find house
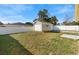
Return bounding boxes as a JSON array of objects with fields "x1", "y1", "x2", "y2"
[{"x1": 34, "y1": 21, "x2": 53, "y2": 31}]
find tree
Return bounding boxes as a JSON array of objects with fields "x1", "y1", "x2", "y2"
[
  {"x1": 33, "y1": 9, "x2": 58, "y2": 25},
  {"x1": 62, "y1": 14, "x2": 73, "y2": 25},
  {"x1": 33, "y1": 19, "x2": 38, "y2": 23},
  {"x1": 25, "y1": 22, "x2": 33, "y2": 26},
  {"x1": 62, "y1": 20, "x2": 79, "y2": 25},
  {"x1": 38, "y1": 9, "x2": 49, "y2": 22},
  {"x1": 50, "y1": 16, "x2": 58, "y2": 25},
  {"x1": 57, "y1": 23, "x2": 60, "y2": 25},
  {"x1": 69, "y1": 21, "x2": 79, "y2": 25},
  {"x1": 62, "y1": 20, "x2": 69, "y2": 25}
]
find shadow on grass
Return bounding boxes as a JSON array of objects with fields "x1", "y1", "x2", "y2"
[
  {"x1": 0, "y1": 35, "x2": 33, "y2": 55},
  {"x1": 43, "y1": 30, "x2": 60, "y2": 33}
]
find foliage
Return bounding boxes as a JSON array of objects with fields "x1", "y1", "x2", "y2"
[
  {"x1": 25, "y1": 22, "x2": 33, "y2": 26},
  {"x1": 62, "y1": 20, "x2": 69, "y2": 25},
  {"x1": 62, "y1": 21, "x2": 79, "y2": 25},
  {"x1": 33, "y1": 9, "x2": 58, "y2": 25},
  {"x1": 70, "y1": 21, "x2": 79, "y2": 25},
  {"x1": 38, "y1": 9, "x2": 48, "y2": 19},
  {"x1": 50, "y1": 16, "x2": 58, "y2": 25}
]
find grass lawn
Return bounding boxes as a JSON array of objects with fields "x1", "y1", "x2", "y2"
[
  {"x1": 0, "y1": 35, "x2": 32, "y2": 55},
  {"x1": 0, "y1": 32, "x2": 78, "y2": 55}
]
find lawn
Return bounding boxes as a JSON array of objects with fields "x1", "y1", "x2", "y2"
[
  {"x1": 0, "y1": 35, "x2": 32, "y2": 55},
  {"x1": 0, "y1": 32, "x2": 78, "y2": 55}
]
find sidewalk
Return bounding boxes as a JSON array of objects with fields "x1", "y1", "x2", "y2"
[{"x1": 61, "y1": 34, "x2": 79, "y2": 39}]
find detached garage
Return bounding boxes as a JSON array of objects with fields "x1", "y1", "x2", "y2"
[{"x1": 34, "y1": 21, "x2": 53, "y2": 31}]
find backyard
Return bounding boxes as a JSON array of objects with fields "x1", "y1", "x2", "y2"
[{"x1": 0, "y1": 32, "x2": 78, "y2": 55}]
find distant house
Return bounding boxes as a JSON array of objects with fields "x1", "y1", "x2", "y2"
[{"x1": 34, "y1": 21, "x2": 53, "y2": 31}]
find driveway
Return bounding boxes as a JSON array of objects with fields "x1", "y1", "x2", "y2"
[{"x1": 0, "y1": 26, "x2": 33, "y2": 35}]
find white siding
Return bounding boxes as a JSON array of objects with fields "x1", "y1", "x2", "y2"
[
  {"x1": 42, "y1": 23, "x2": 53, "y2": 31},
  {"x1": 34, "y1": 24, "x2": 42, "y2": 31},
  {"x1": 34, "y1": 22, "x2": 53, "y2": 31},
  {"x1": 53, "y1": 26, "x2": 79, "y2": 31}
]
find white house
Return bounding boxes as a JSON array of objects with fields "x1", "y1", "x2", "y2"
[{"x1": 34, "y1": 21, "x2": 53, "y2": 31}]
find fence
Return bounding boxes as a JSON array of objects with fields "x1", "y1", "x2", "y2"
[{"x1": 52, "y1": 26, "x2": 79, "y2": 31}]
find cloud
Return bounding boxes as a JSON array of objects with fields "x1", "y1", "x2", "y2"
[
  {"x1": 55, "y1": 7, "x2": 69, "y2": 14},
  {"x1": 0, "y1": 4, "x2": 34, "y2": 23},
  {"x1": 0, "y1": 4, "x2": 34, "y2": 15},
  {"x1": 51, "y1": 5, "x2": 74, "y2": 23},
  {"x1": 0, "y1": 4, "x2": 74, "y2": 23},
  {"x1": 54, "y1": 5, "x2": 74, "y2": 14},
  {"x1": 0, "y1": 15, "x2": 32, "y2": 24},
  {"x1": 12, "y1": 5, "x2": 34, "y2": 11}
]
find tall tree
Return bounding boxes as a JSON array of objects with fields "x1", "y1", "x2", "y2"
[
  {"x1": 38, "y1": 9, "x2": 49, "y2": 22},
  {"x1": 33, "y1": 9, "x2": 58, "y2": 25},
  {"x1": 50, "y1": 16, "x2": 58, "y2": 25}
]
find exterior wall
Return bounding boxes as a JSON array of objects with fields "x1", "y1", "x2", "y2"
[
  {"x1": 34, "y1": 23, "x2": 53, "y2": 31},
  {"x1": 34, "y1": 24, "x2": 42, "y2": 31},
  {"x1": 53, "y1": 26, "x2": 79, "y2": 31},
  {"x1": 42, "y1": 23, "x2": 53, "y2": 31}
]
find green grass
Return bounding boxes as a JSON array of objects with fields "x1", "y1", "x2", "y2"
[
  {"x1": 0, "y1": 35, "x2": 32, "y2": 55},
  {"x1": 8, "y1": 32, "x2": 78, "y2": 55},
  {"x1": 0, "y1": 32, "x2": 78, "y2": 55}
]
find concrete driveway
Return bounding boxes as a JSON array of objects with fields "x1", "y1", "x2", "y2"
[{"x1": 0, "y1": 26, "x2": 32, "y2": 35}]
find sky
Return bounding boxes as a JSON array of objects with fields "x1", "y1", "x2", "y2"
[{"x1": 0, "y1": 4, "x2": 75, "y2": 24}]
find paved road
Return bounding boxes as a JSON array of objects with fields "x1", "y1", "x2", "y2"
[
  {"x1": 61, "y1": 34, "x2": 79, "y2": 40},
  {"x1": 0, "y1": 26, "x2": 32, "y2": 35}
]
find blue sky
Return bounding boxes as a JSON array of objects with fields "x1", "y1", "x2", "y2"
[{"x1": 0, "y1": 4, "x2": 75, "y2": 24}]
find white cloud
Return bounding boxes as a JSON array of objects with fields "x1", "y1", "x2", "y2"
[
  {"x1": 0, "y1": 4, "x2": 34, "y2": 16},
  {"x1": 0, "y1": 4, "x2": 34, "y2": 23},
  {"x1": 54, "y1": 5, "x2": 74, "y2": 14},
  {"x1": 56, "y1": 7, "x2": 69, "y2": 14},
  {"x1": 12, "y1": 5, "x2": 34, "y2": 11},
  {"x1": 0, "y1": 15, "x2": 32, "y2": 24}
]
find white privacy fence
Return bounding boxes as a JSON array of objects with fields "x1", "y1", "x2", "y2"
[
  {"x1": 34, "y1": 23, "x2": 79, "y2": 31},
  {"x1": 52, "y1": 26, "x2": 79, "y2": 31}
]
